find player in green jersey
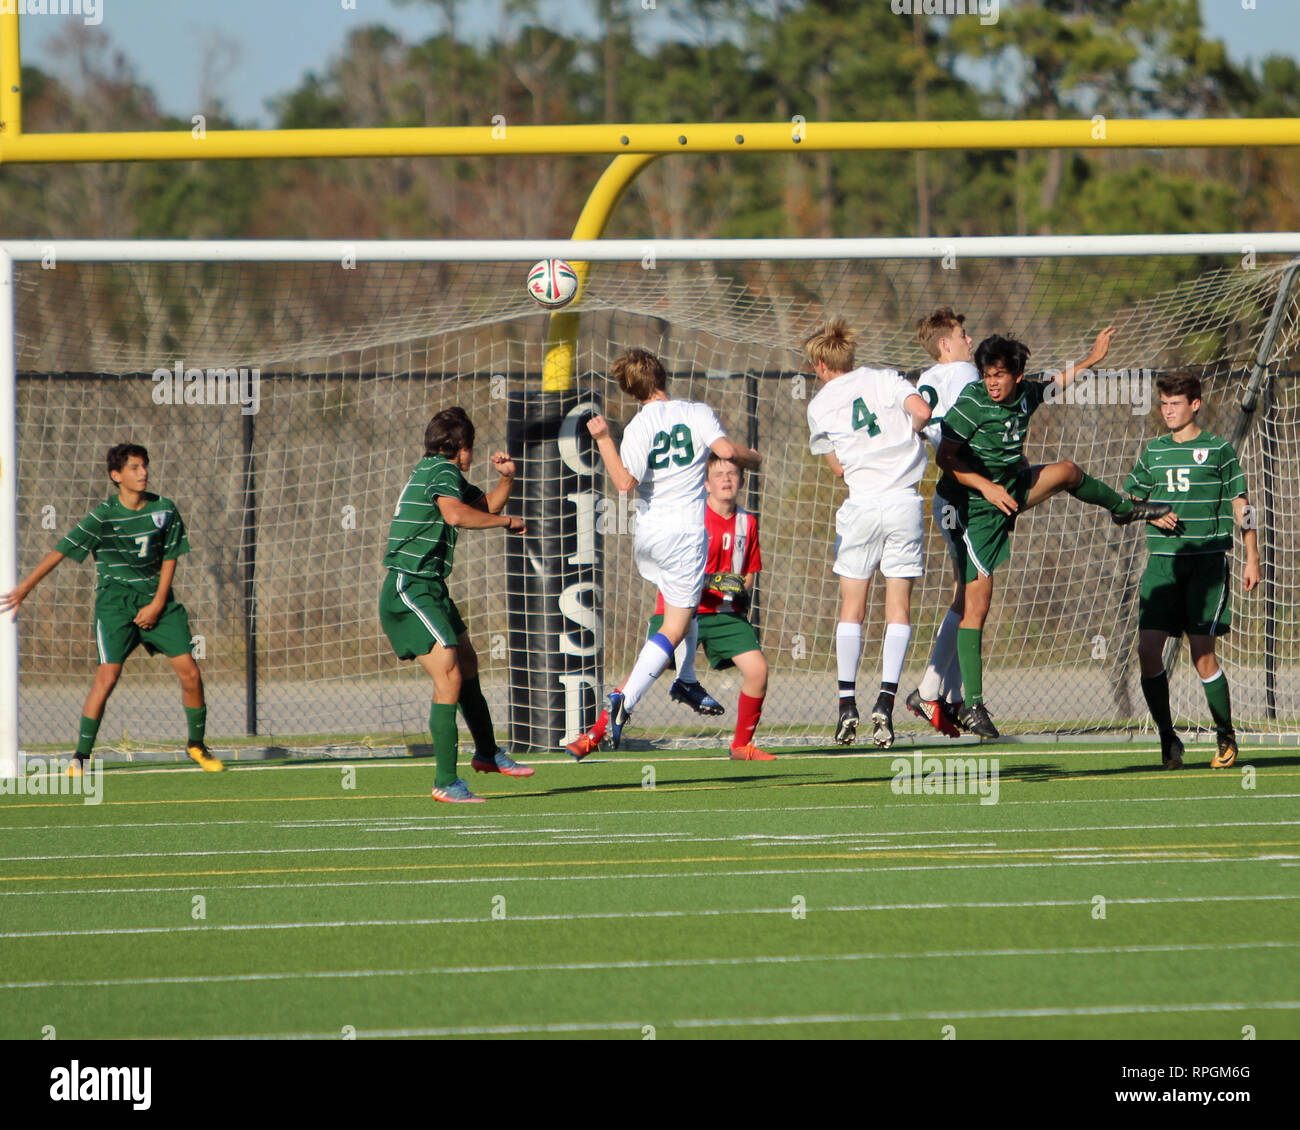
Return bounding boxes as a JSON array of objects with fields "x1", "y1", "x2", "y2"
[
  {"x1": 1125, "y1": 372, "x2": 1259, "y2": 770},
  {"x1": 937, "y1": 332, "x2": 1172, "y2": 739},
  {"x1": 379, "y1": 406, "x2": 530, "y2": 804},
  {"x1": 0, "y1": 443, "x2": 221, "y2": 773}
]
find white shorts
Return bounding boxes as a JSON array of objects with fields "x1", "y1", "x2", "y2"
[
  {"x1": 634, "y1": 523, "x2": 708, "y2": 610},
  {"x1": 932, "y1": 484, "x2": 963, "y2": 569},
  {"x1": 833, "y1": 490, "x2": 924, "y2": 580}
]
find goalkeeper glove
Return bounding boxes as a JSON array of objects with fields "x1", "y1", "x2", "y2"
[{"x1": 708, "y1": 572, "x2": 749, "y2": 614}]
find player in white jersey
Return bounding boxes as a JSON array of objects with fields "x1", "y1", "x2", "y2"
[
  {"x1": 586, "y1": 348, "x2": 761, "y2": 749},
  {"x1": 805, "y1": 318, "x2": 931, "y2": 749},
  {"x1": 906, "y1": 306, "x2": 979, "y2": 739}
]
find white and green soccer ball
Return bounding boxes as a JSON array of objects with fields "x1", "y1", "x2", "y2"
[{"x1": 526, "y1": 259, "x2": 579, "y2": 308}]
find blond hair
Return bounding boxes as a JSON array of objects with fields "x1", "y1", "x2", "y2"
[
  {"x1": 611, "y1": 348, "x2": 667, "y2": 401},
  {"x1": 802, "y1": 318, "x2": 856, "y2": 373},
  {"x1": 916, "y1": 306, "x2": 966, "y2": 361}
]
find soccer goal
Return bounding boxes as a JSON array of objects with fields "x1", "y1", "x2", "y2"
[{"x1": 3, "y1": 235, "x2": 1299, "y2": 771}]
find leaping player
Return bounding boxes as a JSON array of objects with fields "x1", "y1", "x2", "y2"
[
  {"x1": 580, "y1": 349, "x2": 761, "y2": 751},
  {"x1": 568, "y1": 451, "x2": 772, "y2": 760},
  {"x1": 804, "y1": 318, "x2": 932, "y2": 749}
]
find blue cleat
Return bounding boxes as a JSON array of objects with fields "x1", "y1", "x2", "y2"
[
  {"x1": 607, "y1": 690, "x2": 629, "y2": 750},
  {"x1": 670, "y1": 678, "x2": 725, "y2": 716}
]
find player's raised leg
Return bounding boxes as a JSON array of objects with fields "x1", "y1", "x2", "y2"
[
  {"x1": 609, "y1": 601, "x2": 696, "y2": 747},
  {"x1": 1137, "y1": 629, "x2": 1184, "y2": 769},
  {"x1": 872, "y1": 577, "x2": 915, "y2": 750},
  {"x1": 1021, "y1": 459, "x2": 1171, "y2": 525},
  {"x1": 834, "y1": 577, "x2": 868, "y2": 744},
  {"x1": 670, "y1": 615, "x2": 724, "y2": 716}
]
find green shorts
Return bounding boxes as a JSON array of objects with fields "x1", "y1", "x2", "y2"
[
  {"x1": 379, "y1": 570, "x2": 466, "y2": 660},
  {"x1": 1138, "y1": 553, "x2": 1231, "y2": 638},
  {"x1": 951, "y1": 470, "x2": 1032, "y2": 583},
  {"x1": 93, "y1": 586, "x2": 194, "y2": 666},
  {"x1": 648, "y1": 611, "x2": 760, "y2": 671}
]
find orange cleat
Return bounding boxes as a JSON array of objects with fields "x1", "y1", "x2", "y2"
[{"x1": 729, "y1": 743, "x2": 776, "y2": 761}]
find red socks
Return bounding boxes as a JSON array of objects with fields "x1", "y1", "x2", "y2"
[{"x1": 732, "y1": 692, "x2": 764, "y2": 749}]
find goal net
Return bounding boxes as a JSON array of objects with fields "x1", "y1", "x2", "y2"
[{"x1": 3, "y1": 238, "x2": 1298, "y2": 763}]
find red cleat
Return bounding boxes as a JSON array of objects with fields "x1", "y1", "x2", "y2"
[
  {"x1": 729, "y1": 743, "x2": 776, "y2": 761},
  {"x1": 906, "y1": 689, "x2": 962, "y2": 739}
]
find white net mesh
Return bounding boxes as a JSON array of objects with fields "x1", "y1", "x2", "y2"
[{"x1": 11, "y1": 251, "x2": 1300, "y2": 752}]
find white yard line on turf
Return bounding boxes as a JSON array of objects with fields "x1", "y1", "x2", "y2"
[
  {"x1": 4, "y1": 819, "x2": 1296, "y2": 864},
  {"x1": 201, "y1": 999, "x2": 1300, "y2": 1039},
  {"x1": 3, "y1": 856, "x2": 1294, "y2": 898},
  {"x1": 4, "y1": 792, "x2": 1295, "y2": 835},
  {"x1": 2, "y1": 940, "x2": 1294, "y2": 993},
  {"x1": 2, "y1": 893, "x2": 1296, "y2": 941}
]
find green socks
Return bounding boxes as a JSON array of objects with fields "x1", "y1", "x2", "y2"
[
  {"x1": 75, "y1": 715, "x2": 100, "y2": 759},
  {"x1": 1140, "y1": 672, "x2": 1175, "y2": 737},
  {"x1": 430, "y1": 702, "x2": 460, "y2": 787},
  {"x1": 1070, "y1": 472, "x2": 1129, "y2": 515},
  {"x1": 184, "y1": 705, "x2": 207, "y2": 745},
  {"x1": 957, "y1": 627, "x2": 983, "y2": 704},
  {"x1": 458, "y1": 676, "x2": 498, "y2": 759},
  {"x1": 1203, "y1": 670, "x2": 1234, "y2": 735}
]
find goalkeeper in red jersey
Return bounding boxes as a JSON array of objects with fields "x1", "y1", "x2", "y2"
[{"x1": 568, "y1": 452, "x2": 772, "y2": 760}]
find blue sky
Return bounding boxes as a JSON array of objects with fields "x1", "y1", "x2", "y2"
[{"x1": 13, "y1": 0, "x2": 1300, "y2": 127}]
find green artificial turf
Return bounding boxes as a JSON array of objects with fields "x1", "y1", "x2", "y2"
[{"x1": 1, "y1": 742, "x2": 1297, "y2": 1040}]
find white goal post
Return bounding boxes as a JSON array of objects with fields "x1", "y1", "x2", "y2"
[{"x1": 5, "y1": 234, "x2": 1300, "y2": 775}]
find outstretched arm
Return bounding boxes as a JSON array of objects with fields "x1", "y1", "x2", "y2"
[
  {"x1": 0, "y1": 549, "x2": 66, "y2": 620},
  {"x1": 1053, "y1": 326, "x2": 1114, "y2": 389},
  {"x1": 709, "y1": 436, "x2": 762, "y2": 471},
  {"x1": 587, "y1": 414, "x2": 638, "y2": 494}
]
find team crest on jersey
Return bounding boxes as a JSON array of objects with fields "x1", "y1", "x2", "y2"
[
  {"x1": 152, "y1": 512, "x2": 168, "y2": 529},
  {"x1": 1193, "y1": 448, "x2": 1209, "y2": 465}
]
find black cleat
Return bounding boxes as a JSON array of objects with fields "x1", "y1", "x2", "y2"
[
  {"x1": 1112, "y1": 499, "x2": 1173, "y2": 527},
  {"x1": 870, "y1": 695, "x2": 895, "y2": 749},
  {"x1": 1211, "y1": 730, "x2": 1238, "y2": 769},
  {"x1": 957, "y1": 702, "x2": 999, "y2": 740},
  {"x1": 835, "y1": 702, "x2": 859, "y2": 746},
  {"x1": 670, "y1": 678, "x2": 725, "y2": 716},
  {"x1": 1159, "y1": 730, "x2": 1185, "y2": 770}
]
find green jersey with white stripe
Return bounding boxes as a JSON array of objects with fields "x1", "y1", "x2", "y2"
[
  {"x1": 1124, "y1": 429, "x2": 1246, "y2": 556},
  {"x1": 55, "y1": 493, "x2": 190, "y2": 593},
  {"x1": 383, "y1": 455, "x2": 486, "y2": 579},
  {"x1": 938, "y1": 377, "x2": 1051, "y2": 498}
]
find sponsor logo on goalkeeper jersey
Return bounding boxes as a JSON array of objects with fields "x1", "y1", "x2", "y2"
[
  {"x1": 0, "y1": 757, "x2": 103, "y2": 804},
  {"x1": 890, "y1": 753, "x2": 999, "y2": 805},
  {"x1": 1041, "y1": 367, "x2": 1152, "y2": 414},
  {"x1": 0, "y1": 0, "x2": 102, "y2": 27},
  {"x1": 49, "y1": 1061, "x2": 150, "y2": 1110},
  {"x1": 151, "y1": 360, "x2": 260, "y2": 415}
]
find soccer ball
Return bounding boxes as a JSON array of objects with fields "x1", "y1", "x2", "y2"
[{"x1": 526, "y1": 259, "x2": 579, "y2": 309}]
